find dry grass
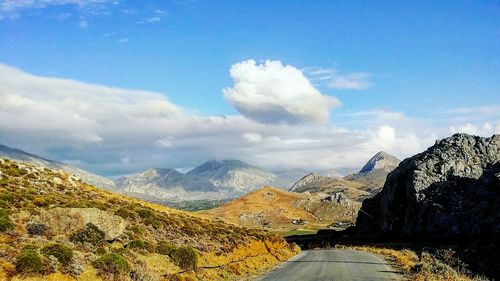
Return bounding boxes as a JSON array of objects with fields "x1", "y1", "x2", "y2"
[
  {"x1": 202, "y1": 186, "x2": 358, "y2": 232},
  {"x1": 348, "y1": 245, "x2": 488, "y2": 281}
]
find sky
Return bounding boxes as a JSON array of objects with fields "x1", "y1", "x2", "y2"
[{"x1": 0, "y1": 0, "x2": 499, "y2": 176}]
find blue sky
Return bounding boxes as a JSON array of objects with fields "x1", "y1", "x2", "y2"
[{"x1": 0, "y1": 1, "x2": 499, "y2": 175}]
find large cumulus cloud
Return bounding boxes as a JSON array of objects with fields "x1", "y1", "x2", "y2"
[{"x1": 223, "y1": 60, "x2": 340, "y2": 124}]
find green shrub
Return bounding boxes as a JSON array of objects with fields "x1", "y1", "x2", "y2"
[
  {"x1": 0, "y1": 199, "x2": 9, "y2": 208},
  {"x1": 95, "y1": 247, "x2": 107, "y2": 255},
  {"x1": 70, "y1": 223, "x2": 105, "y2": 245},
  {"x1": 170, "y1": 246, "x2": 199, "y2": 271},
  {"x1": 135, "y1": 207, "x2": 156, "y2": 219},
  {"x1": 115, "y1": 207, "x2": 137, "y2": 220},
  {"x1": 92, "y1": 253, "x2": 130, "y2": 277},
  {"x1": 41, "y1": 243, "x2": 73, "y2": 265},
  {"x1": 0, "y1": 208, "x2": 14, "y2": 232},
  {"x1": 15, "y1": 248, "x2": 44, "y2": 274},
  {"x1": 127, "y1": 240, "x2": 155, "y2": 253},
  {"x1": 157, "y1": 241, "x2": 177, "y2": 256}
]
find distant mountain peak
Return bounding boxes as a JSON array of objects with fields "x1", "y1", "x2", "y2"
[{"x1": 359, "y1": 151, "x2": 401, "y2": 173}]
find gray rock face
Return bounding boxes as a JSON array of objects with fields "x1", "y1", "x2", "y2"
[{"x1": 356, "y1": 133, "x2": 500, "y2": 239}]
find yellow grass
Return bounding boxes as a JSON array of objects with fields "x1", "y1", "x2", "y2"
[{"x1": 349, "y1": 245, "x2": 479, "y2": 281}]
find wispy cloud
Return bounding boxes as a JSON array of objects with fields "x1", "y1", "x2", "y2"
[
  {"x1": 0, "y1": 0, "x2": 118, "y2": 18},
  {"x1": 77, "y1": 18, "x2": 88, "y2": 28},
  {"x1": 328, "y1": 72, "x2": 372, "y2": 90},
  {"x1": 117, "y1": 38, "x2": 129, "y2": 44},
  {"x1": 137, "y1": 16, "x2": 161, "y2": 24},
  {"x1": 306, "y1": 68, "x2": 373, "y2": 90}
]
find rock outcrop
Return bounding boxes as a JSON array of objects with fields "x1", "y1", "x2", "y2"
[
  {"x1": 356, "y1": 133, "x2": 500, "y2": 239},
  {"x1": 43, "y1": 207, "x2": 128, "y2": 240}
]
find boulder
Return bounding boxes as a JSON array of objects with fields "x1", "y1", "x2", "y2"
[
  {"x1": 43, "y1": 207, "x2": 128, "y2": 240},
  {"x1": 356, "y1": 133, "x2": 500, "y2": 239}
]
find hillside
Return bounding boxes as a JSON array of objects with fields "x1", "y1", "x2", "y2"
[
  {"x1": 203, "y1": 186, "x2": 360, "y2": 233},
  {"x1": 0, "y1": 158, "x2": 299, "y2": 281},
  {"x1": 0, "y1": 144, "x2": 114, "y2": 190},
  {"x1": 115, "y1": 160, "x2": 298, "y2": 201}
]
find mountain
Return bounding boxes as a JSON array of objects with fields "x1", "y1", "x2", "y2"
[
  {"x1": 114, "y1": 160, "x2": 299, "y2": 201},
  {"x1": 288, "y1": 173, "x2": 370, "y2": 202},
  {"x1": 0, "y1": 143, "x2": 114, "y2": 189},
  {"x1": 359, "y1": 151, "x2": 401, "y2": 173},
  {"x1": 344, "y1": 151, "x2": 401, "y2": 192},
  {"x1": 356, "y1": 134, "x2": 500, "y2": 239},
  {"x1": 0, "y1": 158, "x2": 298, "y2": 280},
  {"x1": 203, "y1": 186, "x2": 360, "y2": 232}
]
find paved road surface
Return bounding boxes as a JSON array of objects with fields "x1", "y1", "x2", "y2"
[{"x1": 257, "y1": 249, "x2": 401, "y2": 281}]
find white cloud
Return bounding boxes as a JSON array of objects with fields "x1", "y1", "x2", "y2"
[
  {"x1": 450, "y1": 123, "x2": 500, "y2": 136},
  {"x1": 0, "y1": 0, "x2": 117, "y2": 18},
  {"x1": 242, "y1": 132, "x2": 263, "y2": 143},
  {"x1": 328, "y1": 72, "x2": 372, "y2": 90},
  {"x1": 137, "y1": 17, "x2": 160, "y2": 24},
  {"x1": 78, "y1": 18, "x2": 88, "y2": 28},
  {"x1": 0, "y1": 62, "x2": 496, "y2": 176},
  {"x1": 223, "y1": 60, "x2": 340, "y2": 124},
  {"x1": 117, "y1": 38, "x2": 128, "y2": 44},
  {"x1": 0, "y1": 63, "x2": 182, "y2": 148}
]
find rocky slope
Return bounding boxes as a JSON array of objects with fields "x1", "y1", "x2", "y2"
[
  {"x1": 115, "y1": 160, "x2": 298, "y2": 201},
  {"x1": 0, "y1": 158, "x2": 298, "y2": 280},
  {"x1": 345, "y1": 151, "x2": 401, "y2": 193},
  {"x1": 288, "y1": 173, "x2": 370, "y2": 202},
  {"x1": 203, "y1": 186, "x2": 359, "y2": 232},
  {"x1": 356, "y1": 133, "x2": 500, "y2": 239},
  {"x1": 0, "y1": 143, "x2": 114, "y2": 190}
]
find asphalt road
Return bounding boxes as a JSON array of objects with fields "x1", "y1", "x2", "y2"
[{"x1": 256, "y1": 249, "x2": 402, "y2": 281}]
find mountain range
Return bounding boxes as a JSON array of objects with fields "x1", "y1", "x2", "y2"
[
  {"x1": 114, "y1": 160, "x2": 301, "y2": 201},
  {"x1": 0, "y1": 143, "x2": 401, "y2": 204}
]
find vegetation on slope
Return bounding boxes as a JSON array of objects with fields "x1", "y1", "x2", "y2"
[{"x1": 0, "y1": 158, "x2": 299, "y2": 280}]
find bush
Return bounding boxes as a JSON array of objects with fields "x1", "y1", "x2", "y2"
[
  {"x1": 115, "y1": 207, "x2": 137, "y2": 220},
  {"x1": 27, "y1": 222, "x2": 48, "y2": 236},
  {"x1": 70, "y1": 223, "x2": 105, "y2": 245},
  {"x1": 157, "y1": 241, "x2": 177, "y2": 256},
  {"x1": 170, "y1": 246, "x2": 199, "y2": 271},
  {"x1": 135, "y1": 207, "x2": 156, "y2": 219},
  {"x1": 127, "y1": 240, "x2": 155, "y2": 253},
  {"x1": 0, "y1": 208, "x2": 14, "y2": 232},
  {"x1": 15, "y1": 248, "x2": 44, "y2": 274},
  {"x1": 41, "y1": 243, "x2": 73, "y2": 265},
  {"x1": 95, "y1": 247, "x2": 107, "y2": 255},
  {"x1": 92, "y1": 253, "x2": 130, "y2": 277}
]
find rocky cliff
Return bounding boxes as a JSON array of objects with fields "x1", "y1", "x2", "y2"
[{"x1": 356, "y1": 133, "x2": 500, "y2": 239}]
